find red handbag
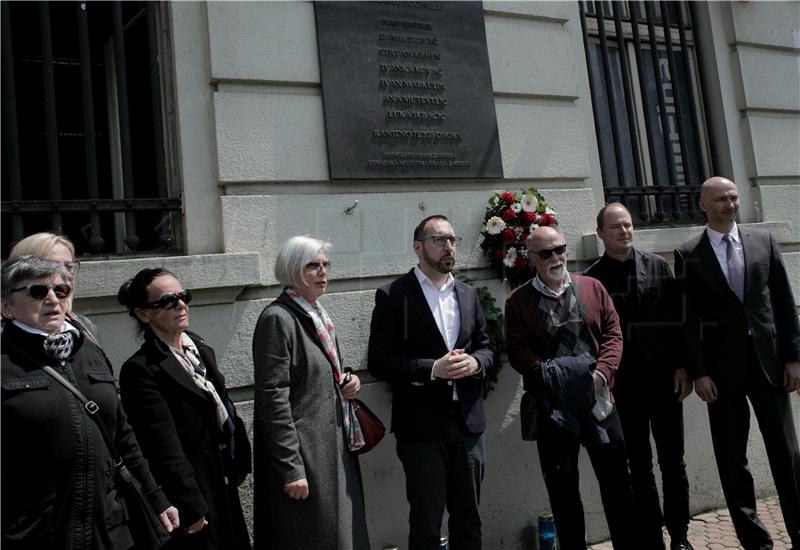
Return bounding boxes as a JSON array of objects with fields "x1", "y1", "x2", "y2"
[{"x1": 352, "y1": 399, "x2": 386, "y2": 454}]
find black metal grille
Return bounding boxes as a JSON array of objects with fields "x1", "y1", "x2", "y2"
[
  {"x1": 1, "y1": 1, "x2": 180, "y2": 257},
  {"x1": 579, "y1": 1, "x2": 716, "y2": 225}
]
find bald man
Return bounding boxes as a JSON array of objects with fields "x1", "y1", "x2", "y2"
[
  {"x1": 586, "y1": 203, "x2": 693, "y2": 550},
  {"x1": 505, "y1": 226, "x2": 639, "y2": 549},
  {"x1": 674, "y1": 176, "x2": 800, "y2": 549}
]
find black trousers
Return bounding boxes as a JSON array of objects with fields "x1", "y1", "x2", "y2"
[
  {"x1": 536, "y1": 415, "x2": 639, "y2": 550},
  {"x1": 615, "y1": 387, "x2": 690, "y2": 549},
  {"x1": 396, "y1": 405, "x2": 485, "y2": 550},
  {"x1": 707, "y1": 358, "x2": 800, "y2": 550}
]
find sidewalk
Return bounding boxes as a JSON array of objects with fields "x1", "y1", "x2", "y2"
[{"x1": 589, "y1": 496, "x2": 793, "y2": 549}]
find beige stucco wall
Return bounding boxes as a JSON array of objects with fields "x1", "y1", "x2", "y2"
[{"x1": 69, "y1": 2, "x2": 800, "y2": 548}]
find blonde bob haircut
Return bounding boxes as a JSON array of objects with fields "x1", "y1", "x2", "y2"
[
  {"x1": 274, "y1": 235, "x2": 331, "y2": 289},
  {"x1": 9, "y1": 232, "x2": 77, "y2": 310},
  {"x1": 9, "y1": 232, "x2": 75, "y2": 259}
]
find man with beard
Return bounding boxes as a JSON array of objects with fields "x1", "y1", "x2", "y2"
[
  {"x1": 675, "y1": 176, "x2": 800, "y2": 549},
  {"x1": 368, "y1": 215, "x2": 493, "y2": 550},
  {"x1": 505, "y1": 226, "x2": 638, "y2": 549},
  {"x1": 585, "y1": 203, "x2": 693, "y2": 550}
]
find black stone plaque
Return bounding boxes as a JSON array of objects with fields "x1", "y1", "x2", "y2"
[{"x1": 315, "y1": 1, "x2": 503, "y2": 179}]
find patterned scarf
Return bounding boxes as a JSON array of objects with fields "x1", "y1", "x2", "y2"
[
  {"x1": 286, "y1": 288, "x2": 365, "y2": 452},
  {"x1": 43, "y1": 331, "x2": 75, "y2": 362},
  {"x1": 168, "y1": 333, "x2": 231, "y2": 430}
]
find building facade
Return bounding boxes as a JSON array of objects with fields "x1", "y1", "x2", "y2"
[{"x1": 2, "y1": 1, "x2": 799, "y2": 547}]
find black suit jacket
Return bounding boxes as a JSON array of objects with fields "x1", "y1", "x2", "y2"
[
  {"x1": 119, "y1": 331, "x2": 252, "y2": 550},
  {"x1": 367, "y1": 269, "x2": 493, "y2": 441},
  {"x1": 584, "y1": 249, "x2": 680, "y2": 395},
  {"x1": 674, "y1": 227, "x2": 800, "y2": 387}
]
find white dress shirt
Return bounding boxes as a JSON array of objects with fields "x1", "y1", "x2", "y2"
[
  {"x1": 414, "y1": 265, "x2": 461, "y2": 399},
  {"x1": 706, "y1": 224, "x2": 743, "y2": 282}
]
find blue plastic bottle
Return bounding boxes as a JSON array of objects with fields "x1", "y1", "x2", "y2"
[{"x1": 538, "y1": 512, "x2": 557, "y2": 550}]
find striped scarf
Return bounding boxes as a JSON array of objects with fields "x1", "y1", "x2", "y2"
[{"x1": 286, "y1": 288, "x2": 365, "y2": 452}]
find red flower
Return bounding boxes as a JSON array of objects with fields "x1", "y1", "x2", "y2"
[
  {"x1": 501, "y1": 228, "x2": 516, "y2": 243},
  {"x1": 501, "y1": 208, "x2": 517, "y2": 222},
  {"x1": 521, "y1": 211, "x2": 538, "y2": 226},
  {"x1": 514, "y1": 255, "x2": 529, "y2": 269},
  {"x1": 519, "y1": 231, "x2": 530, "y2": 244},
  {"x1": 500, "y1": 191, "x2": 516, "y2": 204},
  {"x1": 539, "y1": 213, "x2": 555, "y2": 226},
  {"x1": 494, "y1": 248, "x2": 507, "y2": 260}
]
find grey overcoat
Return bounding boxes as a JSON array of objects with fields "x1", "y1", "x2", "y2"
[{"x1": 252, "y1": 292, "x2": 370, "y2": 550}]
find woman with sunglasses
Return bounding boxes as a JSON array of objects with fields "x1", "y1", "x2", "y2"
[
  {"x1": 252, "y1": 236, "x2": 370, "y2": 550},
  {"x1": 117, "y1": 268, "x2": 251, "y2": 550},
  {"x1": 1, "y1": 256, "x2": 180, "y2": 549},
  {"x1": 9, "y1": 232, "x2": 101, "y2": 346}
]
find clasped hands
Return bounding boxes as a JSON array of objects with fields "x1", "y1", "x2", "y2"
[{"x1": 432, "y1": 349, "x2": 478, "y2": 380}]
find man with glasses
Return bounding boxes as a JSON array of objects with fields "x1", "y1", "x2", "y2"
[
  {"x1": 368, "y1": 215, "x2": 493, "y2": 550},
  {"x1": 505, "y1": 226, "x2": 638, "y2": 549},
  {"x1": 586, "y1": 203, "x2": 693, "y2": 550}
]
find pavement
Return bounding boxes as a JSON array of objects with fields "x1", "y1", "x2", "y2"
[{"x1": 588, "y1": 495, "x2": 794, "y2": 549}]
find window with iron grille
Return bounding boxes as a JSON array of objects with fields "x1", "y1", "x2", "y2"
[
  {"x1": 1, "y1": 0, "x2": 181, "y2": 257},
  {"x1": 579, "y1": 1, "x2": 717, "y2": 225}
]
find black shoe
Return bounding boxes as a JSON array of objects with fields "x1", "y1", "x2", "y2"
[{"x1": 670, "y1": 541, "x2": 694, "y2": 550}]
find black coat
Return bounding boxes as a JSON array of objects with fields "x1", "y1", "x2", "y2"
[
  {"x1": 584, "y1": 249, "x2": 680, "y2": 397},
  {"x1": 367, "y1": 270, "x2": 494, "y2": 441},
  {"x1": 119, "y1": 331, "x2": 252, "y2": 550},
  {"x1": 1, "y1": 322, "x2": 170, "y2": 550},
  {"x1": 674, "y1": 227, "x2": 800, "y2": 386}
]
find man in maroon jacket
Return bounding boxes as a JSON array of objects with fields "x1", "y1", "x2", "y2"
[{"x1": 505, "y1": 226, "x2": 638, "y2": 550}]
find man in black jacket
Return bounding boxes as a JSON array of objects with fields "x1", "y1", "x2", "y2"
[
  {"x1": 675, "y1": 177, "x2": 800, "y2": 549},
  {"x1": 367, "y1": 215, "x2": 493, "y2": 550},
  {"x1": 585, "y1": 203, "x2": 693, "y2": 550}
]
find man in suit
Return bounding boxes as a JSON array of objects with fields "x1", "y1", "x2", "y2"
[
  {"x1": 367, "y1": 215, "x2": 493, "y2": 550},
  {"x1": 506, "y1": 225, "x2": 638, "y2": 550},
  {"x1": 674, "y1": 176, "x2": 800, "y2": 549},
  {"x1": 586, "y1": 203, "x2": 693, "y2": 550}
]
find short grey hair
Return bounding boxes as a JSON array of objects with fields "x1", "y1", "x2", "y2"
[
  {"x1": 274, "y1": 236, "x2": 331, "y2": 289},
  {"x1": 2, "y1": 256, "x2": 69, "y2": 298}
]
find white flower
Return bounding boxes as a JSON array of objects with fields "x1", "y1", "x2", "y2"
[
  {"x1": 531, "y1": 223, "x2": 540, "y2": 231},
  {"x1": 503, "y1": 247, "x2": 517, "y2": 268},
  {"x1": 545, "y1": 206, "x2": 556, "y2": 215},
  {"x1": 521, "y1": 195, "x2": 539, "y2": 212},
  {"x1": 485, "y1": 216, "x2": 506, "y2": 235},
  {"x1": 510, "y1": 202, "x2": 522, "y2": 213}
]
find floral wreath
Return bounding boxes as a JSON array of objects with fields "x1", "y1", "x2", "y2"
[{"x1": 479, "y1": 188, "x2": 558, "y2": 288}]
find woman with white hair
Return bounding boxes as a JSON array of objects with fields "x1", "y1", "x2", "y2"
[
  {"x1": 252, "y1": 236, "x2": 370, "y2": 550},
  {"x1": 9, "y1": 232, "x2": 100, "y2": 345}
]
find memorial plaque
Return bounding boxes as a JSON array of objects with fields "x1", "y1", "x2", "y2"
[{"x1": 315, "y1": 1, "x2": 503, "y2": 179}]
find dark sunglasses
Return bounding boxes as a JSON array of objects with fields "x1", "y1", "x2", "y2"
[
  {"x1": 531, "y1": 244, "x2": 567, "y2": 260},
  {"x1": 142, "y1": 289, "x2": 192, "y2": 310},
  {"x1": 10, "y1": 283, "x2": 72, "y2": 300}
]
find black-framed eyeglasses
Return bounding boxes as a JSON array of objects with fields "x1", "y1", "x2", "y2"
[
  {"x1": 420, "y1": 235, "x2": 462, "y2": 247},
  {"x1": 304, "y1": 261, "x2": 332, "y2": 273},
  {"x1": 142, "y1": 289, "x2": 192, "y2": 310},
  {"x1": 10, "y1": 283, "x2": 72, "y2": 300},
  {"x1": 530, "y1": 244, "x2": 567, "y2": 260},
  {"x1": 63, "y1": 261, "x2": 81, "y2": 274}
]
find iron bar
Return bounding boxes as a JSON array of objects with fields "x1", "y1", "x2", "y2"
[
  {"x1": 2, "y1": 197, "x2": 182, "y2": 214},
  {"x1": 660, "y1": 2, "x2": 692, "y2": 221},
  {"x1": 2, "y1": 2, "x2": 24, "y2": 242},
  {"x1": 112, "y1": 1, "x2": 139, "y2": 251},
  {"x1": 38, "y1": 2, "x2": 63, "y2": 231},
  {"x1": 677, "y1": 3, "x2": 707, "y2": 219},
  {"x1": 611, "y1": 1, "x2": 649, "y2": 221},
  {"x1": 595, "y1": 2, "x2": 627, "y2": 190},
  {"x1": 77, "y1": 1, "x2": 104, "y2": 253},
  {"x1": 146, "y1": 1, "x2": 173, "y2": 249},
  {"x1": 578, "y1": 1, "x2": 612, "y2": 192}
]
